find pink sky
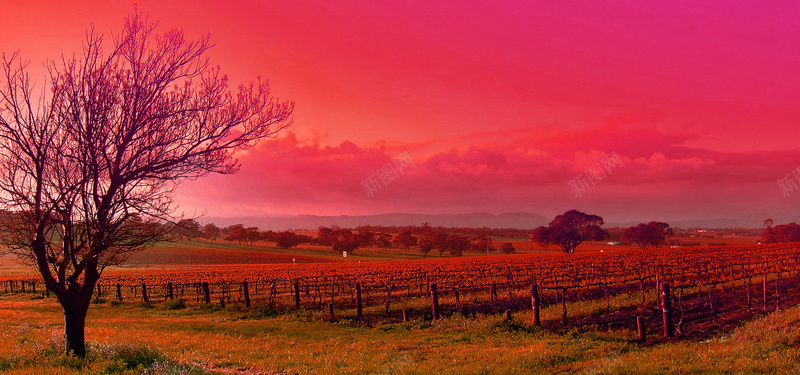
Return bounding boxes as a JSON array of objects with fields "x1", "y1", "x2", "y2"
[{"x1": 3, "y1": 1, "x2": 800, "y2": 223}]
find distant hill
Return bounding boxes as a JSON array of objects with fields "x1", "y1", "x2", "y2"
[
  {"x1": 199, "y1": 211, "x2": 790, "y2": 232},
  {"x1": 202, "y1": 212, "x2": 551, "y2": 231}
]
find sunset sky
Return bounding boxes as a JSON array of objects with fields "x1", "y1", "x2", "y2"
[{"x1": 2, "y1": 1, "x2": 800, "y2": 224}]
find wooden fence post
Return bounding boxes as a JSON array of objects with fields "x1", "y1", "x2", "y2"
[
  {"x1": 402, "y1": 309, "x2": 409, "y2": 322},
  {"x1": 141, "y1": 283, "x2": 149, "y2": 303},
  {"x1": 294, "y1": 280, "x2": 301, "y2": 310},
  {"x1": 430, "y1": 283, "x2": 440, "y2": 319},
  {"x1": 746, "y1": 277, "x2": 751, "y2": 311},
  {"x1": 639, "y1": 278, "x2": 646, "y2": 306},
  {"x1": 116, "y1": 284, "x2": 122, "y2": 301},
  {"x1": 776, "y1": 272, "x2": 781, "y2": 312},
  {"x1": 328, "y1": 303, "x2": 335, "y2": 320},
  {"x1": 661, "y1": 282, "x2": 674, "y2": 338},
  {"x1": 202, "y1": 282, "x2": 211, "y2": 304},
  {"x1": 763, "y1": 273, "x2": 768, "y2": 312},
  {"x1": 531, "y1": 284, "x2": 541, "y2": 326},
  {"x1": 656, "y1": 275, "x2": 661, "y2": 307},
  {"x1": 385, "y1": 285, "x2": 392, "y2": 315},
  {"x1": 243, "y1": 282, "x2": 251, "y2": 307},
  {"x1": 167, "y1": 282, "x2": 174, "y2": 300},
  {"x1": 637, "y1": 316, "x2": 646, "y2": 342},
  {"x1": 505, "y1": 309, "x2": 512, "y2": 320},
  {"x1": 356, "y1": 283, "x2": 363, "y2": 319}
]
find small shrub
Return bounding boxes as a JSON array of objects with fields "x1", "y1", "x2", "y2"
[
  {"x1": 115, "y1": 345, "x2": 164, "y2": 370},
  {"x1": 109, "y1": 300, "x2": 123, "y2": 306},
  {"x1": 164, "y1": 298, "x2": 187, "y2": 310},
  {"x1": 490, "y1": 316, "x2": 536, "y2": 334},
  {"x1": 94, "y1": 343, "x2": 165, "y2": 372},
  {"x1": 53, "y1": 353, "x2": 88, "y2": 370}
]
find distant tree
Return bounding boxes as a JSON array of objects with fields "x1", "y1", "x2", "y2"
[
  {"x1": 500, "y1": 242, "x2": 516, "y2": 254},
  {"x1": 603, "y1": 227, "x2": 625, "y2": 243},
  {"x1": 761, "y1": 219, "x2": 777, "y2": 244},
  {"x1": 296, "y1": 234, "x2": 313, "y2": 245},
  {"x1": 392, "y1": 230, "x2": 418, "y2": 252},
  {"x1": 226, "y1": 224, "x2": 248, "y2": 244},
  {"x1": 203, "y1": 223, "x2": 221, "y2": 241},
  {"x1": 173, "y1": 219, "x2": 203, "y2": 240},
  {"x1": 530, "y1": 227, "x2": 550, "y2": 249},
  {"x1": 419, "y1": 223, "x2": 433, "y2": 236},
  {"x1": 357, "y1": 230, "x2": 375, "y2": 250},
  {"x1": 317, "y1": 226, "x2": 336, "y2": 247},
  {"x1": 275, "y1": 231, "x2": 302, "y2": 249},
  {"x1": 532, "y1": 209, "x2": 609, "y2": 254},
  {"x1": 432, "y1": 232, "x2": 449, "y2": 257},
  {"x1": 418, "y1": 235, "x2": 434, "y2": 257},
  {"x1": 261, "y1": 230, "x2": 278, "y2": 242},
  {"x1": 765, "y1": 222, "x2": 800, "y2": 243},
  {"x1": 332, "y1": 229, "x2": 360, "y2": 254},
  {"x1": 445, "y1": 234, "x2": 470, "y2": 256},
  {"x1": 470, "y1": 234, "x2": 494, "y2": 253},
  {"x1": 622, "y1": 221, "x2": 674, "y2": 249},
  {"x1": 244, "y1": 227, "x2": 261, "y2": 245},
  {"x1": 374, "y1": 232, "x2": 392, "y2": 251}
]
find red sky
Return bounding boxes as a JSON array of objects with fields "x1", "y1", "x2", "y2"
[{"x1": 3, "y1": 1, "x2": 800, "y2": 223}]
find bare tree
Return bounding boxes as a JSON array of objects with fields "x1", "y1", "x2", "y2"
[{"x1": 0, "y1": 12, "x2": 293, "y2": 356}]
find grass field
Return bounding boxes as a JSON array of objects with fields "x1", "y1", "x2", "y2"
[
  {"x1": 1, "y1": 235, "x2": 787, "y2": 374},
  {"x1": 2, "y1": 289, "x2": 800, "y2": 374}
]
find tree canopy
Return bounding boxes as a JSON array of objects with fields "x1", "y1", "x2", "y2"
[
  {"x1": 532, "y1": 209, "x2": 608, "y2": 254},
  {"x1": 622, "y1": 221, "x2": 674, "y2": 249},
  {"x1": 761, "y1": 220, "x2": 800, "y2": 244},
  {"x1": 392, "y1": 230, "x2": 418, "y2": 252}
]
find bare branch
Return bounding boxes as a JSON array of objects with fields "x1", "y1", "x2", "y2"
[{"x1": 0, "y1": 10, "x2": 292, "y2": 356}]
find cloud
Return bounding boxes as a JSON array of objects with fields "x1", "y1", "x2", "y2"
[{"x1": 175, "y1": 127, "x2": 800, "y2": 222}]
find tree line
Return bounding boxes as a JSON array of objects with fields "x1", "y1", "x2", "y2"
[
  {"x1": 760, "y1": 219, "x2": 800, "y2": 244},
  {"x1": 169, "y1": 209, "x2": 681, "y2": 257},
  {"x1": 170, "y1": 218, "x2": 519, "y2": 256}
]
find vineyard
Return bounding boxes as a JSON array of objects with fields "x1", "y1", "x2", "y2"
[{"x1": 5, "y1": 243, "x2": 800, "y2": 339}]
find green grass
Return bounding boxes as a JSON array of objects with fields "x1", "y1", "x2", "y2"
[{"x1": 3, "y1": 292, "x2": 800, "y2": 374}]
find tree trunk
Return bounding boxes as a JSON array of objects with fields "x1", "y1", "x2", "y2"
[
  {"x1": 48, "y1": 264, "x2": 99, "y2": 358},
  {"x1": 63, "y1": 302, "x2": 90, "y2": 357}
]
